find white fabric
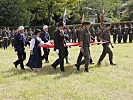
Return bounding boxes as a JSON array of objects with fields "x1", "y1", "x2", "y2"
[
  {"x1": 30, "y1": 37, "x2": 45, "y2": 50},
  {"x1": 56, "y1": 49, "x2": 59, "y2": 54}
]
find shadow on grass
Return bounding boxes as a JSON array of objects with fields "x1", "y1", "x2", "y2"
[{"x1": 3, "y1": 63, "x2": 108, "y2": 79}]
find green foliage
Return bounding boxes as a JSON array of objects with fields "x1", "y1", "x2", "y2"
[
  {"x1": 0, "y1": 0, "x2": 131, "y2": 26},
  {"x1": 121, "y1": 0, "x2": 133, "y2": 21}
]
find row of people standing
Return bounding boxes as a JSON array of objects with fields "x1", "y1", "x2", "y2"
[
  {"x1": 112, "y1": 24, "x2": 133, "y2": 43},
  {"x1": 0, "y1": 27, "x2": 35, "y2": 49}
]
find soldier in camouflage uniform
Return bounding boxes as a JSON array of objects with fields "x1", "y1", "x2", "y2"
[
  {"x1": 97, "y1": 23, "x2": 116, "y2": 66},
  {"x1": 75, "y1": 21, "x2": 92, "y2": 72}
]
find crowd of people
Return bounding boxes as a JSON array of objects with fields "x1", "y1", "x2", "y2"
[{"x1": 0, "y1": 22, "x2": 133, "y2": 72}]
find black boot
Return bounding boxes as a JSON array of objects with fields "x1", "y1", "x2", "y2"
[
  {"x1": 84, "y1": 67, "x2": 89, "y2": 72},
  {"x1": 13, "y1": 62, "x2": 18, "y2": 68},
  {"x1": 65, "y1": 56, "x2": 69, "y2": 64},
  {"x1": 110, "y1": 61, "x2": 116, "y2": 66},
  {"x1": 75, "y1": 64, "x2": 80, "y2": 71}
]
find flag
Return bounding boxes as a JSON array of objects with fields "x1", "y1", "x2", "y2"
[
  {"x1": 101, "y1": 9, "x2": 104, "y2": 25},
  {"x1": 63, "y1": 8, "x2": 67, "y2": 26},
  {"x1": 81, "y1": 13, "x2": 85, "y2": 24}
]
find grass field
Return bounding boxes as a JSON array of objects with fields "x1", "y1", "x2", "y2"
[{"x1": 0, "y1": 42, "x2": 133, "y2": 100}]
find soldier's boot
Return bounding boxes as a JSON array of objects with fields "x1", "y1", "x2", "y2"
[
  {"x1": 60, "y1": 66, "x2": 65, "y2": 72},
  {"x1": 110, "y1": 61, "x2": 116, "y2": 66},
  {"x1": 13, "y1": 62, "x2": 18, "y2": 68},
  {"x1": 84, "y1": 66, "x2": 89, "y2": 72},
  {"x1": 97, "y1": 60, "x2": 101, "y2": 66},
  {"x1": 75, "y1": 64, "x2": 80, "y2": 71},
  {"x1": 65, "y1": 56, "x2": 69, "y2": 64}
]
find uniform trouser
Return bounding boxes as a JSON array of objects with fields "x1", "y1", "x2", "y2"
[
  {"x1": 42, "y1": 48, "x2": 50, "y2": 62},
  {"x1": 72, "y1": 36, "x2": 77, "y2": 43},
  {"x1": 11, "y1": 39, "x2": 14, "y2": 47},
  {"x1": 52, "y1": 50, "x2": 66, "y2": 71},
  {"x1": 14, "y1": 50, "x2": 26, "y2": 69},
  {"x1": 77, "y1": 47, "x2": 90, "y2": 68},
  {"x1": 118, "y1": 35, "x2": 122, "y2": 43},
  {"x1": 113, "y1": 34, "x2": 117, "y2": 43},
  {"x1": 77, "y1": 51, "x2": 93, "y2": 64},
  {"x1": 123, "y1": 34, "x2": 128, "y2": 43},
  {"x1": 99, "y1": 45, "x2": 113, "y2": 62},
  {"x1": 3, "y1": 39, "x2": 8, "y2": 49},
  {"x1": 129, "y1": 34, "x2": 133, "y2": 43}
]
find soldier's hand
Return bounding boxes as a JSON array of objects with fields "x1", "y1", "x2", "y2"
[{"x1": 80, "y1": 48, "x2": 84, "y2": 53}]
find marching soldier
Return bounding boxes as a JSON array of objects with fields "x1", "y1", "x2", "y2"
[
  {"x1": 40, "y1": 25, "x2": 50, "y2": 63},
  {"x1": 129, "y1": 24, "x2": 133, "y2": 43},
  {"x1": 117, "y1": 24, "x2": 123, "y2": 43},
  {"x1": 51, "y1": 22, "x2": 66, "y2": 72},
  {"x1": 13, "y1": 26, "x2": 26, "y2": 70},
  {"x1": 112, "y1": 25, "x2": 118, "y2": 43},
  {"x1": 97, "y1": 23, "x2": 116, "y2": 66},
  {"x1": 75, "y1": 21, "x2": 92, "y2": 72},
  {"x1": 123, "y1": 24, "x2": 129, "y2": 43}
]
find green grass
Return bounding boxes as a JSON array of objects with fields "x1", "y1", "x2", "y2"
[{"x1": 0, "y1": 42, "x2": 133, "y2": 100}]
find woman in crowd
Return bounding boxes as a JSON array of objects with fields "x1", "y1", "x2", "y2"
[{"x1": 26, "y1": 29, "x2": 44, "y2": 71}]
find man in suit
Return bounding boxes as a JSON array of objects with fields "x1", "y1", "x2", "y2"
[
  {"x1": 13, "y1": 26, "x2": 26, "y2": 70},
  {"x1": 40, "y1": 25, "x2": 50, "y2": 63},
  {"x1": 51, "y1": 22, "x2": 66, "y2": 72}
]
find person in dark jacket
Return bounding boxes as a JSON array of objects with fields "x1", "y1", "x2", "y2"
[
  {"x1": 40, "y1": 25, "x2": 50, "y2": 63},
  {"x1": 117, "y1": 24, "x2": 123, "y2": 43},
  {"x1": 13, "y1": 26, "x2": 26, "y2": 70},
  {"x1": 26, "y1": 29, "x2": 44, "y2": 71},
  {"x1": 123, "y1": 24, "x2": 129, "y2": 43},
  {"x1": 51, "y1": 22, "x2": 66, "y2": 72}
]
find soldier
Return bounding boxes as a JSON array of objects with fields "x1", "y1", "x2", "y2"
[
  {"x1": 51, "y1": 22, "x2": 66, "y2": 72},
  {"x1": 97, "y1": 23, "x2": 116, "y2": 66},
  {"x1": 90, "y1": 26, "x2": 96, "y2": 42},
  {"x1": 10, "y1": 29, "x2": 15, "y2": 47},
  {"x1": 112, "y1": 25, "x2": 118, "y2": 43},
  {"x1": 123, "y1": 24, "x2": 129, "y2": 43},
  {"x1": 7, "y1": 27, "x2": 11, "y2": 46},
  {"x1": 2, "y1": 28, "x2": 8, "y2": 49},
  {"x1": 117, "y1": 24, "x2": 123, "y2": 43},
  {"x1": 0, "y1": 29, "x2": 3, "y2": 48},
  {"x1": 40, "y1": 25, "x2": 50, "y2": 63},
  {"x1": 129, "y1": 24, "x2": 133, "y2": 43},
  {"x1": 13, "y1": 26, "x2": 26, "y2": 70},
  {"x1": 77, "y1": 27, "x2": 81, "y2": 43},
  {"x1": 27, "y1": 28, "x2": 33, "y2": 42},
  {"x1": 71, "y1": 26, "x2": 77, "y2": 43},
  {"x1": 75, "y1": 21, "x2": 92, "y2": 72},
  {"x1": 96, "y1": 26, "x2": 102, "y2": 42}
]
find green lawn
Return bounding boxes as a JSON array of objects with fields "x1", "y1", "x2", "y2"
[{"x1": 0, "y1": 42, "x2": 133, "y2": 100}]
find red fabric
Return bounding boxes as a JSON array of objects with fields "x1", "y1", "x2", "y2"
[{"x1": 40, "y1": 42, "x2": 106, "y2": 48}]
